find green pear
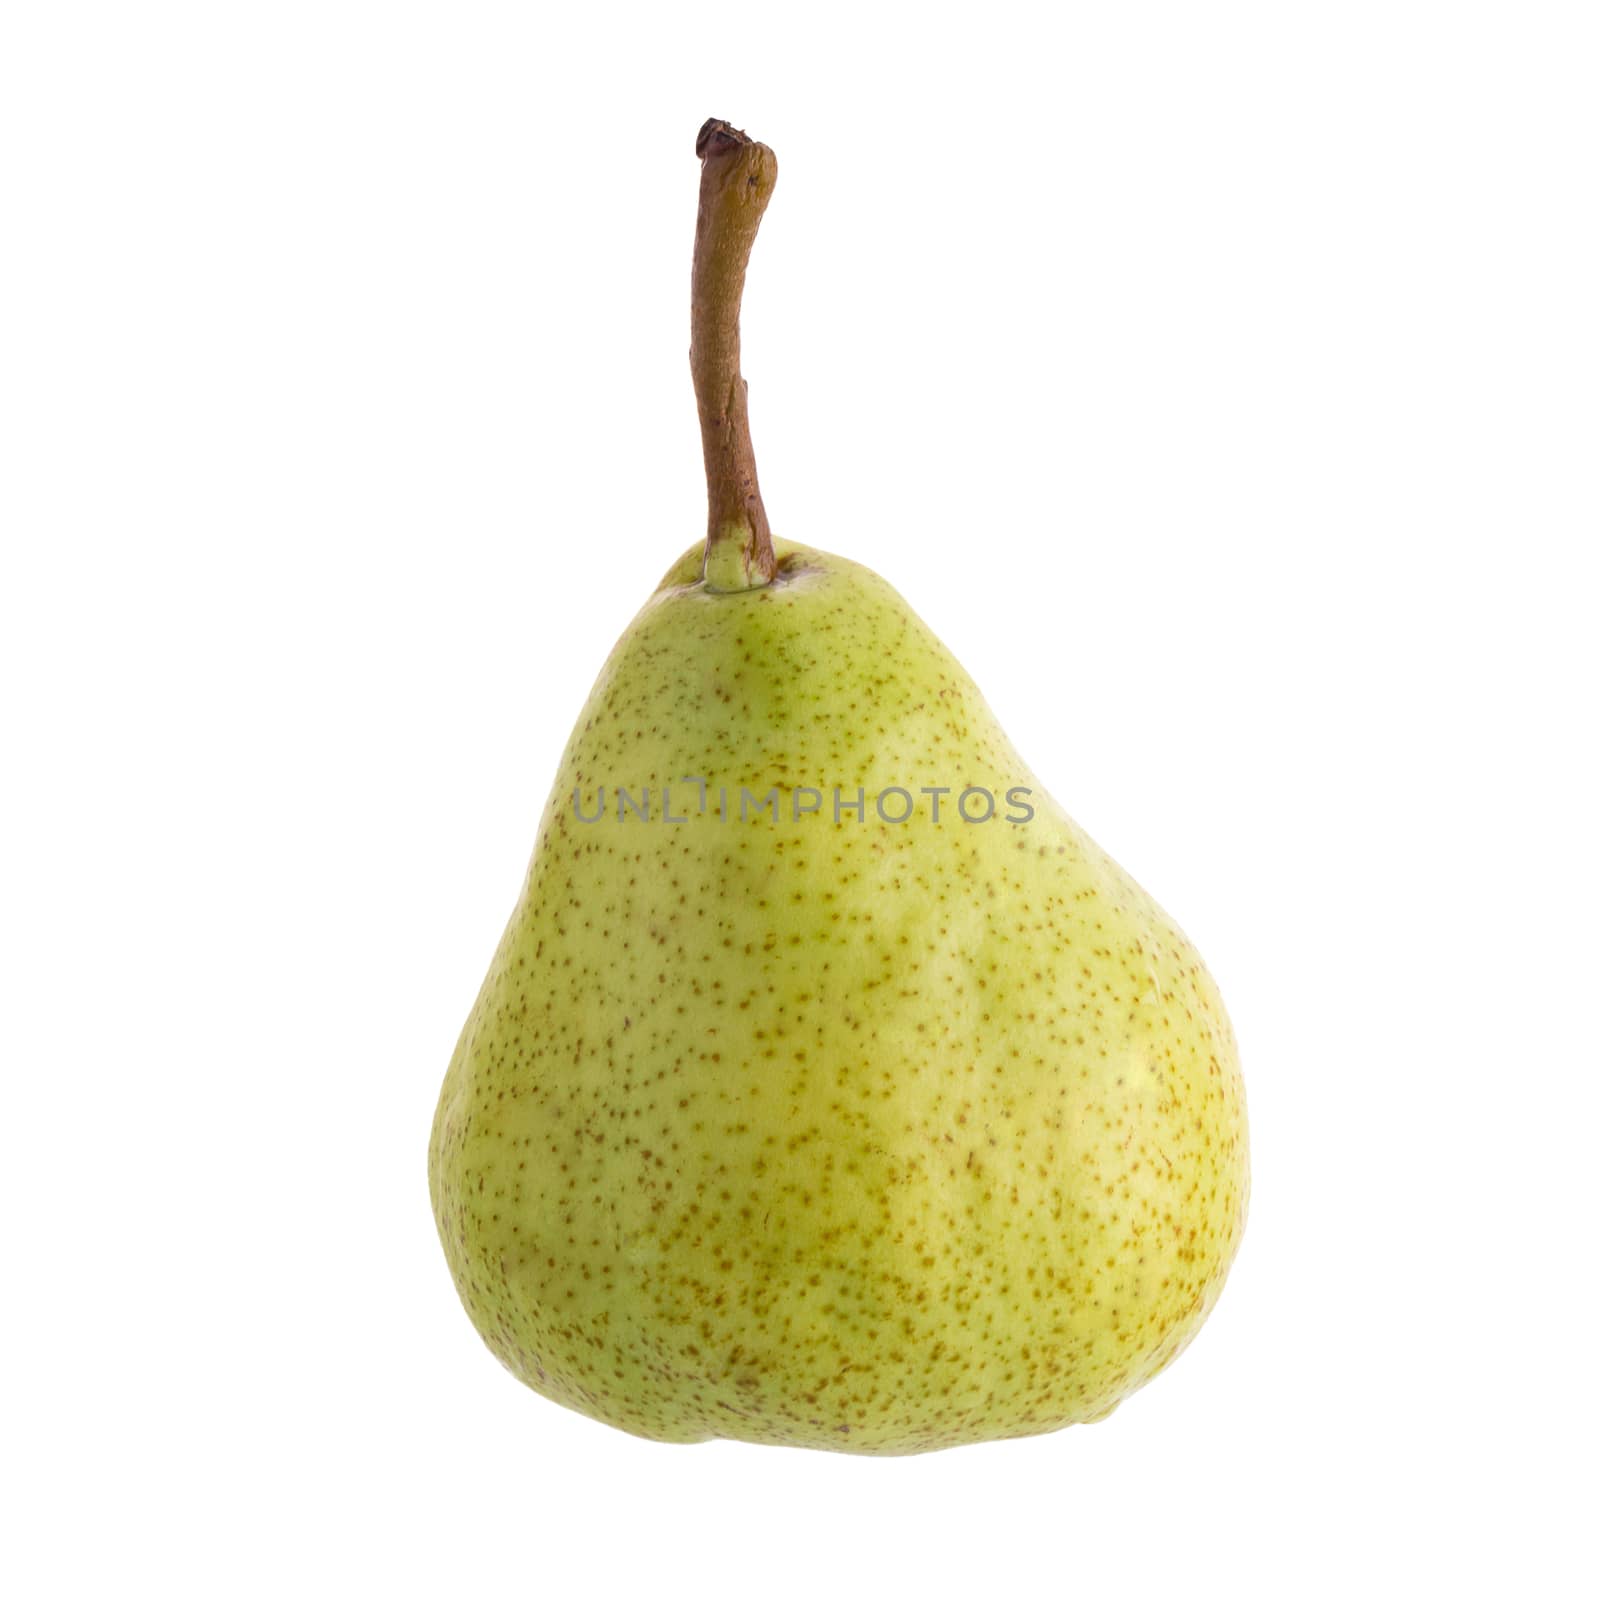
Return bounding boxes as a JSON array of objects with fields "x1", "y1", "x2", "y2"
[{"x1": 429, "y1": 120, "x2": 1247, "y2": 1454}]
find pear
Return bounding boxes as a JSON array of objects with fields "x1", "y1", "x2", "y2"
[{"x1": 429, "y1": 120, "x2": 1247, "y2": 1454}]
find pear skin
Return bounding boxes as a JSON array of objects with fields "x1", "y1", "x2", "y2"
[{"x1": 429, "y1": 541, "x2": 1248, "y2": 1453}]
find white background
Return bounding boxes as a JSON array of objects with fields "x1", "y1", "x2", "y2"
[{"x1": 3, "y1": 3, "x2": 1596, "y2": 1595}]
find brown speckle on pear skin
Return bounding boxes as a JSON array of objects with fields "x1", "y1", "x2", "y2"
[{"x1": 428, "y1": 539, "x2": 1248, "y2": 1454}]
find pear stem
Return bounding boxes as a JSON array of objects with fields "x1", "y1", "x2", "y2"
[{"x1": 691, "y1": 119, "x2": 778, "y2": 592}]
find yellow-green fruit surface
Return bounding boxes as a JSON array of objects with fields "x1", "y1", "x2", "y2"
[{"x1": 429, "y1": 540, "x2": 1248, "y2": 1453}]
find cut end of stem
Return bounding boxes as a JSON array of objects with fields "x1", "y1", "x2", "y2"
[
  {"x1": 694, "y1": 118, "x2": 752, "y2": 161},
  {"x1": 691, "y1": 118, "x2": 778, "y2": 592}
]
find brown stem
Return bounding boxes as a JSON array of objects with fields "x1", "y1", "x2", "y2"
[{"x1": 691, "y1": 118, "x2": 777, "y2": 591}]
